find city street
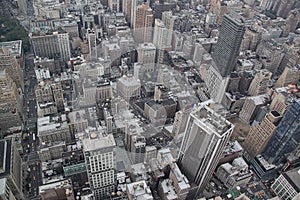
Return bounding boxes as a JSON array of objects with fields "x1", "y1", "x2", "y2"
[{"x1": 22, "y1": 51, "x2": 42, "y2": 199}]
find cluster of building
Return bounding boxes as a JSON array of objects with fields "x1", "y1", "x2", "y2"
[{"x1": 1, "y1": 0, "x2": 300, "y2": 199}]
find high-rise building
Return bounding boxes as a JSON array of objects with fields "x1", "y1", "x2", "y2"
[
  {"x1": 239, "y1": 94, "x2": 268, "y2": 123},
  {"x1": 133, "y1": 2, "x2": 154, "y2": 43},
  {"x1": 0, "y1": 47, "x2": 23, "y2": 90},
  {"x1": 274, "y1": 66, "x2": 300, "y2": 88},
  {"x1": 137, "y1": 43, "x2": 156, "y2": 66},
  {"x1": 108, "y1": 0, "x2": 120, "y2": 13},
  {"x1": 212, "y1": 12, "x2": 245, "y2": 77},
  {"x1": 248, "y1": 69, "x2": 272, "y2": 96},
  {"x1": 0, "y1": 139, "x2": 25, "y2": 200},
  {"x1": 178, "y1": 105, "x2": 234, "y2": 196},
  {"x1": 271, "y1": 166, "x2": 300, "y2": 200},
  {"x1": 30, "y1": 30, "x2": 70, "y2": 61},
  {"x1": 153, "y1": 18, "x2": 172, "y2": 63},
  {"x1": 0, "y1": 178, "x2": 17, "y2": 200},
  {"x1": 153, "y1": 0, "x2": 176, "y2": 20},
  {"x1": 122, "y1": 0, "x2": 132, "y2": 25},
  {"x1": 243, "y1": 110, "x2": 282, "y2": 161},
  {"x1": 82, "y1": 131, "x2": 116, "y2": 199},
  {"x1": 262, "y1": 100, "x2": 300, "y2": 164},
  {"x1": 131, "y1": 0, "x2": 146, "y2": 28},
  {"x1": 0, "y1": 70, "x2": 23, "y2": 131},
  {"x1": 87, "y1": 30, "x2": 97, "y2": 61}
]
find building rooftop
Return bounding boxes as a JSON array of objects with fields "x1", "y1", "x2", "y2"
[
  {"x1": 0, "y1": 40, "x2": 22, "y2": 57},
  {"x1": 191, "y1": 105, "x2": 234, "y2": 136},
  {"x1": 81, "y1": 131, "x2": 115, "y2": 152},
  {"x1": 126, "y1": 180, "x2": 153, "y2": 199},
  {"x1": 68, "y1": 110, "x2": 87, "y2": 123},
  {"x1": 283, "y1": 166, "x2": 300, "y2": 192}
]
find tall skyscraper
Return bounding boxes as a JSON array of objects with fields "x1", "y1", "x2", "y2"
[
  {"x1": 87, "y1": 30, "x2": 97, "y2": 61},
  {"x1": 212, "y1": 12, "x2": 246, "y2": 77},
  {"x1": 133, "y1": 2, "x2": 154, "y2": 43},
  {"x1": 178, "y1": 105, "x2": 234, "y2": 196},
  {"x1": 0, "y1": 139, "x2": 25, "y2": 200},
  {"x1": 262, "y1": 100, "x2": 300, "y2": 164},
  {"x1": 82, "y1": 131, "x2": 116, "y2": 199},
  {"x1": 122, "y1": 0, "x2": 132, "y2": 25},
  {"x1": 243, "y1": 110, "x2": 282, "y2": 161}
]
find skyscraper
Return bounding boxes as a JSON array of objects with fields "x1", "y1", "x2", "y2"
[
  {"x1": 82, "y1": 131, "x2": 116, "y2": 199},
  {"x1": 212, "y1": 12, "x2": 246, "y2": 77},
  {"x1": 133, "y1": 2, "x2": 154, "y2": 43},
  {"x1": 178, "y1": 105, "x2": 234, "y2": 196},
  {"x1": 262, "y1": 100, "x2": 300, "y2": 164},
  {"x1": 0, "y1": 70, "x2": 23, "y2": 131},
  {"x1": 30, "y1": 30, "x2": 71, "y2": 61},
  {"x1": 0, "y1": 47, "x2": 23, "y2": 90},
  {"x1": 243, "y1": 110, "x2": 282, "y2": 161},
  {"x1": 248, "y1": 69, "x2": 272, "y2": 96},
  {"x1": 0, "y1": 139, "x2": 25, "y2": 200}
]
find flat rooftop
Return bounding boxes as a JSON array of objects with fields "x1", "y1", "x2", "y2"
[
  {"x1": 0, "y1": 40, "x2": 22, "y2": 57},
  {"x1": 283, "y1": 166, "x2": 300, "y2": 192},
  {"x1": 191, "y1": 105, "x2": 233, "y2": 136},
  {"x1": 82, "y1": 132, "x2": 116, "y2": 152}
]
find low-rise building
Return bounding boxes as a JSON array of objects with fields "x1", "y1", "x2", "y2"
[{"x1": 216, "y1": 157, "x2": 252, "y2": 188}]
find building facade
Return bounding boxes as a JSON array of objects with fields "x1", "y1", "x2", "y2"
[{"x1": 178, "y1": 105, "x2": 234, "y2": 196}]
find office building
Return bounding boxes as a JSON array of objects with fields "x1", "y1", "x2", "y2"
[
  {"x1": 0, "y1": 70, "x2": 23, "y2": 131},
  {"x1": 0, "y1": 47, "x2": 23, "y2": 90},
  {"x1": 262, "y1": 100, "x2": 300, "y2": 164},
  {"x1": 130, "y1": 135, "x2": 146, "y2": 164},
  {"x1": 133, "y1": 2, "x2": 153, "y2": 43},
  {"x1": 35, "y1": 80, "x2": 64, "y2": 116},
  {"x1": 178, "y1": 105, "x2": 234, "y2": 195},
  {"x1": 212, "y1": 11, "x2": 246, "y2": 77},
  {"x1": 274, "y1": 66, "x2": 300, "y2": 88},
  {"x1": 243, "y1": 111, "x2": 282, "y2": 161},
  {"x1": 37, "y1": 114, "x2": 72, "y2": 144},
  {"x1": 30, "y1": 29, "x2": 70, "y2": 61},
  {"x1": 153, "y1": 0, "x2": 176, "y2": 20},
  {"x1": 248, "y1": 69, "x2": 272, "y2": 96},
  {"x1": 68, "y1": 110, "x2": 89, "y2": 135},
  {"x1": 87, "y1": 30, "x2": 97, "y2": 61},
  {"x1": 137, "y1": 43, "x2": 156, "y2": 69},
  {"x1": 122, "y1": 0, "x2": 132, "y2": 25},
  {"x1": 117, "y1": 75, "x2": 141, "y2": 100},
  {"x1": 96, "y1": 78, "x2": 113, "y2": 101},
  {"x1": 108, "y1": 0, "x2": 120, "y2": 13},
  {"x1": 239, "y1": 94, "x2": 268, "y2": 123},
  {"x1": 271, "y1": 166, "x2": 300, "y2": 200},
  {"x1": 82, "y1": 131, "x2": 116, "y2": 199},
  {"x1": 203, "y1": 64, "x2": 230, "y2": 103},
  {"x1": 216, "y1": 157, "x2": 252, "y2": 189},
  {"x1": 0, "y1": 139, "x2": 25, "y2": 200},
  {"x1": 0, "y1": 178, "x2": 17, "y2": 200}
]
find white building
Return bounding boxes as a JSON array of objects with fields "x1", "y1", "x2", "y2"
[
  {"x1": 178, "y1": 105, "x2": 234, "y2": 196},
  {"x1": 271, "y1": 166, "x2": 300, "y2": 200},
  {"x1": 82, "y1": 131, "x2": 116, "y2": 199},
  {"x1": 117, "y1": 75, "x2": 141, "y2": 100}
]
